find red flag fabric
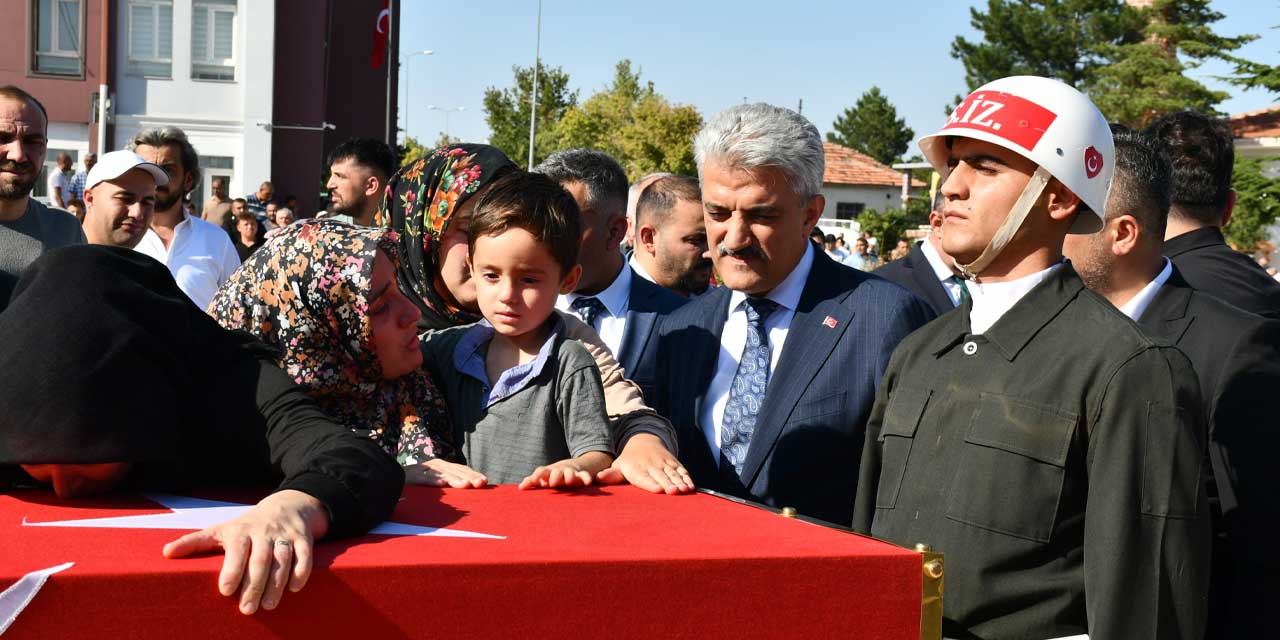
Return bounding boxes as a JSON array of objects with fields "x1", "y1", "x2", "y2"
[{"x1": 370, "y1": 0, "x2": 390, "y2": 70}]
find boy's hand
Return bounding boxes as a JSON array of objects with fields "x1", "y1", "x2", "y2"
[
  {"x1": 519, "y1": 459, "x2": 595, "y2": 490},
  {"x1": 405, "y1": 459, "x2": 488, "y2": 488}
]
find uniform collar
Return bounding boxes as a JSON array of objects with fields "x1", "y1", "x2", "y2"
[
  {"x1": 932, "y1": 262, "x2": 1085, "y2": 361},
  {"x1": 967, "y1": 262, "x2": 1063, "y2": 335}
]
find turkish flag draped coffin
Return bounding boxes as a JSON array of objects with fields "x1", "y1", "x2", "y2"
[{"x1": 1, "y1": 486, "x2": 922, "y2": 639}]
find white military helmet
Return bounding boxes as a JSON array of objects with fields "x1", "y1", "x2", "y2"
[{"x1": 919, "y1": 76, "x2": 1114, "y2": 277}]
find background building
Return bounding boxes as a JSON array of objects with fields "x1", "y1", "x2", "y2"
[
  {"x1": 817, "y1": 141, "x2": 925, "y2": 236},
  {"x1": 0, "y1": 0, "x2": 399, "y2": 216}
]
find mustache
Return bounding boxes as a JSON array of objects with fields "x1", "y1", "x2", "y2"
[
  {"x1": 717, "y1": 243, "x2": 764, "y2": 260},
  {"x1": 0, "y1": 160, "x2": 33, "y2": 173}
]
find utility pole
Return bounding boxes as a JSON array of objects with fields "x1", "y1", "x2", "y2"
[
  {"x1": 383, "y1": 1, "x2": 395, "y2": 144},
  {"x1": 527, "y1": 0, "x2": 542, "y2": 170}
]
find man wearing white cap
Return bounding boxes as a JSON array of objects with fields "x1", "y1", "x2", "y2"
[
  {"x1": 853, "y1": 76, "x2": 1210, "y2": 638},
  {"x1": 81, "y1": 150, "x2": 168, "y2": 249}
]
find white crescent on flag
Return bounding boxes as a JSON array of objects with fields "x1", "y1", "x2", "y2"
[
  {"x1": 376, "y1": 8, "x2": 390, "y2": 34},
  {"x1": 22, "y1": 493, "x2": 505, "y2": 540}
]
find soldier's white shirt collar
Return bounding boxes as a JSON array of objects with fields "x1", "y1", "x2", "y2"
[
  {"x1": 967, "y1": 262, "x2": 1063, "y2": 335},
  {"x1": 1119, "y1": 258, "x2": 1173, "y2": 322}
]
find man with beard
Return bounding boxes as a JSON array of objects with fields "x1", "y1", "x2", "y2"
[
  {"x1": 538, "y1": 149, "x2": 687, "y2": 378},
  {"x1": 81, "y1": 150, "x2": 167, "y2": 249},
  {"x1": 631, "y1": 175, "x2": 713, "y2": 297},
  {"x1": 324, "y1": 137, "x2": 394, "y2": 227},
  {"x1": 130, "y1": 126, "x2": 239, "y2": 312},
  {"x1": 1063, "y1": 127, "x2": 1280, "y2": 639},
  {"x1": 0, "y1": 86, "x2": 84, "y2": 304}
]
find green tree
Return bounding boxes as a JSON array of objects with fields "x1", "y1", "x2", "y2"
[
  {"x1": 1224, "y1": 155, "x2": 1280, "y2": 251},
  {"x1": 1229, "y1": 17, "x2": 1280, "y2": 96},
  {"x1": 433, "y1": 132, "x2": 462, "y2": 149},
  {"x1": 1092, "y1": 0, "x2": 1257, "y2": 127},
  {"x1": 396, "y1": 135, "x2": 431, "y2": 168},
  {"x1": 827, "y1": 87, "x2": 915, "y2": 165},
  {"x1": 556, "y1": 60, "x2": 703, "y2": 180},
  {"x1": 856, "y1": 207, "x2": 913, "y2": 255},
  {"x1": 950, "y1": 0, "x2": 1145, "y2": 92},
  {"x1": 482, "y1": 62, "x2": 577, "y2": 167}
]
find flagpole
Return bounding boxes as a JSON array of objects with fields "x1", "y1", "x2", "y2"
[
  {"x1": 526, "y1": 0, "x2": 541, "y2": 170},
  {"x1": 384, "y1": 0, "x2": 396, "y2": 144}
]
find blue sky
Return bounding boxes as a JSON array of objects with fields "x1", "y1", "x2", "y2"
[{"x1": 397, "y1": 1, "x2": 1279, "y2": 158}]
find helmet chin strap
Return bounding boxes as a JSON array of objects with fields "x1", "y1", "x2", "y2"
[{"x1": 954, "y1": 165, "x2": 1053, "y2": 281}]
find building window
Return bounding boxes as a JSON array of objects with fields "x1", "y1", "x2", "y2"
[
  {"x1": 192, "y1": 0, "x2": 236, "y2": 81},
  {"x1": 127, "y1": 0, "x2": 173, "y2": 78},
  {"x1": 33, "y1": 0, "x2": 82, "y2": 76},
  {"x1": 836, "y1": 202, "x2": 865, "y2": 220}
]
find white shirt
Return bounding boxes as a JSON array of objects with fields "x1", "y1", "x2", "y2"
[
  {"x1": 968, "y1": 262, "x2": 1063, "y2": 334},
  {"x1": 919, "y1": 238, "x2": 965, "y2": 307},
  {"x1": 628, "y1": 254, "x2": 656, "y2": 284},
  {"x1": 558, "y1": 262, "x2": 632, "y2": 358},
  {"x1": 1118, "y1": 258, "x2": 1173, "y2": 322},
  {"x1": 134, "y1": 211, "x2": 241, "y2": 313},
  {"x1": 701, "y1": 242, "x2": 815, "y2": 464},
  {"x1": 47, "y1": 170, "x2": 68, "y2": 201}
]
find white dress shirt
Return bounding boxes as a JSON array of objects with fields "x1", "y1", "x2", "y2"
[
  {"x1": 628, "y1": 254, "x2": 656, "y2": 284},
  {"x1": 558, "y1": 262, "x2": 632, "y2": 358},
  {"x1": 701, "y1": 243, "x2": 815, "y2": 464},
  {"x1": 134, "y1": 211, "x2": 241, "y2": 312},
  {"x1": 1118, "y1": 258, "x2": 1173, "y2": 322},
  {"x1": 968, "y1": 262, "x2": 1063, "y2": 334},
  {"x1": 919, "y1": 238, "x2": 965, "y2": 307}
]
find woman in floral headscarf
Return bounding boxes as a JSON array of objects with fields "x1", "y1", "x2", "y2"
[
  {"x1": 209, "y1": 219, "x2": 474, "y2": 485},
  {"x1": 381, "y1": 144, "x2": 694, "y2": 494}
]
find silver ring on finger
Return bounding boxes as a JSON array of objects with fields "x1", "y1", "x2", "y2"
[{"x1": 274, "y1": 539, "x2": 292, "y2": 548}]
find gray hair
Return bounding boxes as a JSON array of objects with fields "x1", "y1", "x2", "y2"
[
  {"x1": 693, "y1": 103, "x2": 824, "y2": 199},
  {"x1": 127, "y1": 126, "x2": 200, "y2": 193}
]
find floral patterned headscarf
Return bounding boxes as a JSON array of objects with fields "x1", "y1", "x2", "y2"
[
  {"x1": 378, "y1": 144, "x2": 517, "y2": 330},
  {"x1": 208, "y1": 219, "x2": 454, "y2": 465}
]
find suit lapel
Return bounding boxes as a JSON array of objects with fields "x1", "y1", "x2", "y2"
[
  {"x1": 739, "y1": 256, "x2": 854, "y2": 486},
  {"x1": 1140, "y1": 270, "x2": 1195, "y2": 345},
  {"x1": 906, "y1": 250, "x2": 955, "y2": 313},
  {"x1": 618, "y1": 309, "x2": 653, "y2": 374},
  {"x1": 688, "y1": 288, "x2": 731, "y2": 435}
]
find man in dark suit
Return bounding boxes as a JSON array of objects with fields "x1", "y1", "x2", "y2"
[
  {"x1": 1065, "y1": 126, "x2": 1280, "y2": 639},
  {"x1": 537, "y1": 149, "x2": 686, "y2": 377},
  {"x1": 1146, "y1": 110, "x2": 1280, "y2": 320},
  {"x1": 874, "y1": 209, "x2": 966, "y2": 316},
  {"x1": 636, "y1": 104, "x2": 934, "y2": 526}
]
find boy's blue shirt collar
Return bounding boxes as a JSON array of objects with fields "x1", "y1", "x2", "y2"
[{"x1": 453, "y1": 315, "x2": 563, "y2": 406}]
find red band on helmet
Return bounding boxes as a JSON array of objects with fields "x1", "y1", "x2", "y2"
[{"x1": 944, "y1": 91, "x2": 1058, "y2": 151}]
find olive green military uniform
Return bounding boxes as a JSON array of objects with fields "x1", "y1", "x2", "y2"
[{"x1": 854, "y1": 264, "x2": 1210, "y2": 640}]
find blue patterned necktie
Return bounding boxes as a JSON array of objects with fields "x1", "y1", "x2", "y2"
[
  {"x1": 570, "y1": 296, "x2": 607, "y2": 329},
  {"x1": 720, "y1": 297, "x2": 780, "y2": 476}
]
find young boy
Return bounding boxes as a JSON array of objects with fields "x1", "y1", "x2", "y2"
[{"x1": 421, "y1": 171, "x2": 614, "y2": 487}]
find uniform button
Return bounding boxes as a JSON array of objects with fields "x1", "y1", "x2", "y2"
[{"x1": 962, "y1": 341, "x2": 978, "y2": 355}]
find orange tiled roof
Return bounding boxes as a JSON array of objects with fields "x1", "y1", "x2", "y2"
[
  {"x1": 823, "y1": 142, "x2": 926, "y2": 188},
  {"x1": 1230, "y1": 105, "x2": 1280, "y2": 139}
]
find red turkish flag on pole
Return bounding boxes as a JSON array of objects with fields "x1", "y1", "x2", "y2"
[{"x1": 370, "y1": 0, "x2": 390, "y2": 69}]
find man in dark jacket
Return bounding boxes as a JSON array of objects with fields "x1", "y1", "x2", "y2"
[
  {"x1": 874, "y1": 209, "x2": 966, "y2": 316},
  {"x1": 855, "y1": 77, "x2": 1209, "y2": 639},
  {"x1": 1146, "y1": 110, "x2": 1280, "y2": 320},
  {"x1": 1065, "y1": 126, "x2": 1280, "y2": 640}
]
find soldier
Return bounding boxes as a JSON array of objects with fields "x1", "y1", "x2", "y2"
[{"x1": 853, "y1": 76, "x2": 1210, "y2": 638}]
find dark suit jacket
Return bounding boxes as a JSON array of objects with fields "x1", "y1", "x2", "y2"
[
  {"x1": 638, "y1": 250, "x2": 935, "y2": 525},
  {"x1": 1140, "y1": 267, "x2": 1280, "y2": 639},
  {"x1": 873, "y1": 241, "x2": 956, "y2": 317},
  {"x1": 616, "y1": 269, "x2": 687, "y2": 378},
  {"x1": 1165, "y1": 226, "x2": 1280, "y2": 320}
]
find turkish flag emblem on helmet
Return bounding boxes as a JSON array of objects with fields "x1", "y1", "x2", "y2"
[{"x1": 1084, "y1": 146, "x2": 1104, "y2": 179}]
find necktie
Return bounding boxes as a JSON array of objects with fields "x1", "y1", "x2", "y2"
[
  {"x1": 949, "y1": 275, "x2": 971, "y2": 306},
  {"x1": 570, "y1": 296, "x2": 607, "y2": 328},
  {"x1": 720, "y1": 297, "x2": 780, "y2": 476}
]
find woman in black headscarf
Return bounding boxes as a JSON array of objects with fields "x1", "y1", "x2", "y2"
[
  {"x1": 0, "y1": 245, "x2": 403, "y2": 616},
  {"x1": 380, "y1": 144, "x2": 693, "y2": 493}
]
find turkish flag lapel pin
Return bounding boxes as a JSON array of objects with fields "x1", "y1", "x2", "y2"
[{"x1": 823, "y1": 316, "x2": 838, "y2": 329}]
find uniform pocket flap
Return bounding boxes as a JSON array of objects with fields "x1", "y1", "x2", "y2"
[
  {"x1": 965, "y1": 393, "x2": 1078, "y2": 467},
  {"x1": 880, "y1": 388, "x2": 931, "y2": 440}
]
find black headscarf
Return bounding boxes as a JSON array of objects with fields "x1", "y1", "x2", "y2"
[
  {"x1": 378, "y1": 144, "x2": 517, "y2": 330},
  {"x1": 0, "y1": 245, "x2": 250, "y2": 465}
]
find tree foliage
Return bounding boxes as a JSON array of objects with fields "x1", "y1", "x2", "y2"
[
  {"x1": 1225, "y1": 154, "x2": 1280, "y2": 250},
  {"x1": 396, "y1": 135, "x2": 431, "y2": 168},
  {"x1": 827, "y1": 87, "x2": 915, "y2": 165},
  {"x1": 856, "y1": 207, "x2": 913, "y2": 254},
  {"x1": 1092, "y1": 0, "x2": 1256, "y2": 127},
  {"x1": 482, "y1": 62, "x2": 578, "y2": 167},
  {"x1": 556, "y1": 60, "x2": 703, "y2": 180}
]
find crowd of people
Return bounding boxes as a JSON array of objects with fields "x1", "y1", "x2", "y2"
[{"x1": 2, "y1": 73, "x2": 1279, "y2": 639}]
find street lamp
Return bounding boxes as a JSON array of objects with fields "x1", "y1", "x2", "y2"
[
  {"x1": 425, "y1": 105, "x2": 465, "y2": 142},
  {"x1": 403, "y1": 49, "x2": 434, "y2": 143}
]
